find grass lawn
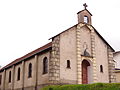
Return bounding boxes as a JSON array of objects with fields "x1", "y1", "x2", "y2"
[{"x1": 42, "y1": 83, "x2": 120, "y2": 90}]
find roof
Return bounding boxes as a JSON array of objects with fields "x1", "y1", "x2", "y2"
[
  {"x1": 0, "y1": 42, "x2": 52, "y2": 71},
  {"x1": 49, "y1": 24, "x2": 77, "y2": 40},
  {"x1": 115, "y1": 68, "x2": 120, "y2": 70},
  {"x1": 114, "y1": 51, "x2": 120, "y2": 54},
  {"x1": 113, "y1": 51, "x2": 120, "y2": 57},
  {"x1": 115, "y1": 68, "x2": 120, "y2": 73},
  {"x1": 90, "y1": 25, "x2": 115, "y2": 52},
  {"x1": 0, "y1": 24, "x2": 115, "y2": 72},
  {"x1": 77, "y1": 9, "x2": 93, "y2": 16}
]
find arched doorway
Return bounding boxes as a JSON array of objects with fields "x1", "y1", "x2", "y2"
[{"x1": 82, "y1": 60, "x2": 90, "y2": 84}]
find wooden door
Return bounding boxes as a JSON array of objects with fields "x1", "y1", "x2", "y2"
[{"x1": 82, "y1": 60, "x2": 90, "y2": 84}]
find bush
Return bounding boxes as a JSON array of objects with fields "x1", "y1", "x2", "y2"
[{"x1": 41, "y1": 83, "x2": 120, "y2": 90}]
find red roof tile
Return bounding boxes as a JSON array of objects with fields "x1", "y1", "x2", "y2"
[{"x1": 0, "y1": 42, "x2": 52, "y2": 71}]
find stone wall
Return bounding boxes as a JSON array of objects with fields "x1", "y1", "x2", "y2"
[
  {"x1": 49, "y1": 36, "x2": 60, "y2": 84},
  {"x1": 76, "y1": 23, "x2": 97, "y2": 84},
  {"x1": 76, "y1": 23, "x2": 83, "y2": 84},
  {"x1": 107, "y1": 47, "x2": 116, "y2": 83},
  {"x1": 88, "y1": 25, "x2": 97, "y2": 83}
]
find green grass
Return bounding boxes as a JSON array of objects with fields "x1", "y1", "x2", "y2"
[{"x1": 41, "y1": 83, "x2": 120, "y2": 90}]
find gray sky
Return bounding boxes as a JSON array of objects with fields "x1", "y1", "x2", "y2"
[{"x1": 0, "y1": 0, "x2": 120, "y2": 67}]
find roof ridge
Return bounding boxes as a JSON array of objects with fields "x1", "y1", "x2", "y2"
[{"x1": 0, "y1": 42, "x2": 52, "y2": 71}]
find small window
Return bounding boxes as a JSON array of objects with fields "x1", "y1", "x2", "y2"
[
  {"x1": 67, "y1": 60, "x2": 71, "y2": 68},
  {"x1": 43, "y1": 57, "x2": 48, "y2": 74},
  {"x1": 17, "y1": 67, "x2": 20, "y2": 81},
  {"x1": 0, "y1": 75, "x2": 2, "y2": 85},
  {"x1": 28, "y1": 63, "x2": 32, "y2": 78},
  {"x1": 84, "y1": 16, "x2": 89, "y2": 23},
  {"x1": 9, "y1": 71, "x2": 11, "y2": 83},
  {"x1": 100, "y1": 65, "x2": 103, "y2": 73}
]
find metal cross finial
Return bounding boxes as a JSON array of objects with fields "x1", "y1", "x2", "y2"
[{"x1": 83, "y1": 3, "x2": 88, "y2": 9}]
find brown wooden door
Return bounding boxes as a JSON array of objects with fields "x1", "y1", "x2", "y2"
[{"x1": 82, "y1": 60, "x2": 90, "y2": 84}]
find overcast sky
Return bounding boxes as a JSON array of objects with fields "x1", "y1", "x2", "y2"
[{"x1": 0, "y1": 0, "x2": 120, "y2": 67}]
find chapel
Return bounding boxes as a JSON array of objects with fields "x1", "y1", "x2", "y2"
[{"x1": 0, "y1": 3, "x2": 116, "y2": 90}]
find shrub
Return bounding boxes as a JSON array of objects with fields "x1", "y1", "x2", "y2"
[{"x1": 41, "y1": 83, "x2": 120, "y2": 90}]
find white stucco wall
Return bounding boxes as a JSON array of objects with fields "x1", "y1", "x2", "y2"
[
  {"x1": 5, "y1": 67, "x2": 13, "y2": 90},
  {"x1": 0, "y1": 71, "x2": 4, "y2": 89},
  {"x1": 14, "y1": 62, "x2": 23, "y2": 89},
  {"x1": 24, "y1": 56, "x2": 36, "y2": 88},
  {"x1": 60, "y1": 26, "x2": 77, "y2": 84},
  {"x1": 80, "y1": 26, "x2": 91, "y2": 56},
  {"x1": 95, "y1": 32, "x2": 109, "y2": 83},
  {"x1": 115, "y1": 72, "x2": 120, "y2": 83},
  {"x1": 37, "y1": 52, "x2": 50, "y2": 85},
  {"x1": 87, "y1": 61, "x2": 93, "y2": 84}
]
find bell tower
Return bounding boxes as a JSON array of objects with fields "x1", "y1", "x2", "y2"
[{"x1": 77, "y1": 3, "x2": 92, "y2": 25}]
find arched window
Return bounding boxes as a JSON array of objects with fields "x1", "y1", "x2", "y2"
[
  {"x1": 43, "y1": 57, "x2": 48, "y2": 74},
  {"x1": 9, "y1": 71, "x2": 11, "y2": 83},
  {"x1": 67, "y1": 60, "x2": 71, "y2": 68},
  {"x1": 28, "y1": 63, "x2": 32, "y2": 78},
  {"x1": 0, "y1": 75, "x2": 2, "y2": 85},
  {"x1": 17, "y1": 67, "x2": 20, "y2": 81},
  {"x1": 84, "y1": 16, "x2": 89, "y2": 23},
  {"x1": 100, "y1": 65, "x2": 103, "y2": 73}
]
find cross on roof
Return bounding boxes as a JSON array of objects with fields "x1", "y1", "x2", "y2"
[{"x1": 83, "y1": 3, "x2": 88, "y2": 9}]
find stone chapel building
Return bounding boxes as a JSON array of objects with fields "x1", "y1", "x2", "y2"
[{"x1": 0, "y1": 3, "x2": 116, "y2": 90}]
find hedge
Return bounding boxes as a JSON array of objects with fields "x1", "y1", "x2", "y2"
[{"x1": 42, "y1": 83, "x2": 120, "y2": 90}]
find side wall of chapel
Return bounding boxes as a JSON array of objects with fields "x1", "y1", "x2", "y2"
[
  {"x1": 0, "y1": 71, "x2": 4, "y2": 90},
  {"x1": 0, "y1": 50, "x2": 51, "y2": 90}
]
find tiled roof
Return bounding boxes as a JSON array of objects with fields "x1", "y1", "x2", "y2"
[
  {"x1": 0, "y1": 42, "x2": 52, "y2": 71},
  {"x1": 114, "y1": 51, "x2": 120, "y2": 54}
]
